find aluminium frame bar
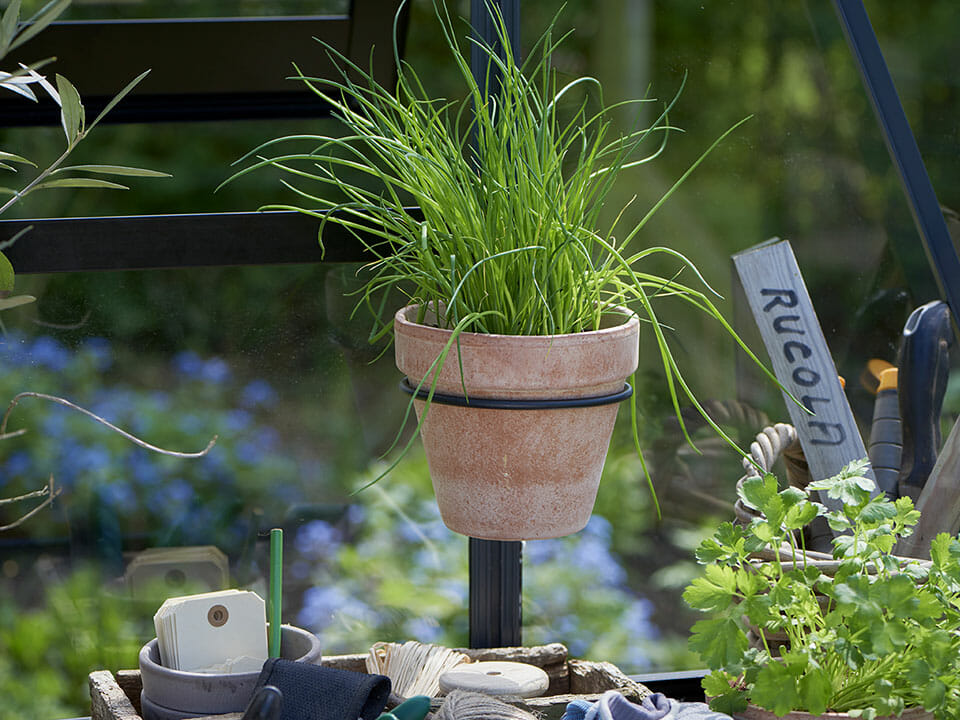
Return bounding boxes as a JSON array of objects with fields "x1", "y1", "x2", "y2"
[
  {"x1": 0, "y1": 212, "x2": 367, "y2": 273},
  {"x1": 0, "y1": 0, "x2": 409, "y2": 125},
  {"x1": 833, "y1": 0, "x2": 960, "y2": 328}
]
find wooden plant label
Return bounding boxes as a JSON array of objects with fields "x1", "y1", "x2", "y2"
[{"x1": 733, "y1": 238, "x2": 874, "y2": 513}]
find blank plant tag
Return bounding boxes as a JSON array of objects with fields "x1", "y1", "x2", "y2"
[{"x1": 154, "y1": 589, "x2": 268, "y2": 673}]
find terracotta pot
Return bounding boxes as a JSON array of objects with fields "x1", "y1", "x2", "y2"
[
  {"x1": 735, "y1": 704, "x2": 934, "y2": 720},
  {"x1": 393, "y1": 304, "x2": 639, "y2": 540}
]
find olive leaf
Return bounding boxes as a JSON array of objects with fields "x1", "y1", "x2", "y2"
[
  {"x1": 7, "y1": 0, "x2": 71, "y2": 54},
  {"x1": 0, "y1": 150, "x2": 35, "y2": 168},
  {"x1": 55, "y1": 74, "x2": 84, "y2": 143},
  {"x1": 0, "y1": 249, "x2": 14, "y2": 293},
  {"x1": 0, "y1": 294, "x2": 36, "y2": 310},
  {"x1": 51, "y1": 164, "x2": 171, "y2": 178},
  {"x1": 88, "y1": 69, "x2": 151, "y2": 131},
  {"x1": 0, "y1": 1, "x2": 19, "y2": 59}
]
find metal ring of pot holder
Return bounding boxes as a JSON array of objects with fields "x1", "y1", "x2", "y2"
[{"x1": 399, "y1": 378, "x2": 633, "y2": 410}]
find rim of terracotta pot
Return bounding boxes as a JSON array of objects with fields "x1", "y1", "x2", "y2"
[
  {"x1": 394, "y1": 303, "x2": 639, "y2": 342},
  {"x1": 394, "y1": 303, "x2": 640, "y2": 398}
]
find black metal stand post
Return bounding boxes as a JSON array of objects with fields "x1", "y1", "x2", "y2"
[
  {"x1": 466, "y1": 0, "x2": 524, "y2": 651},
  {"x1": 469, "y1": 538, "x2": 523, "y2": 648}
]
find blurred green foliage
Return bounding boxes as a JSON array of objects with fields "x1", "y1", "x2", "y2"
[{"x1": 0, "y1": 565, "x2": 149, "y2": 720}]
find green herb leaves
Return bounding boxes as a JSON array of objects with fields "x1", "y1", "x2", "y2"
[{"x1": 686, "y1": 458, "x2": 960, "y2": 719}]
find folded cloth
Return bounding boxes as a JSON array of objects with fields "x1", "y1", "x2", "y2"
[
  {"x1": 674, "y1": 702, "x2": 732, "y2": 720},
  {"x1": 562, "y1": 691, "x2": 673, "y2": 720},
  {"x1": 253, "y1": 658, "x2": 392, "y2": 720},
  {"x1": 562, "y1": 691, "x2": 730, "y2": 720}
]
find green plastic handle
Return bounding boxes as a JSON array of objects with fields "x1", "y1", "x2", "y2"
[{"x1": 376, "y1": 695, "x2": 431, "y2": 720}]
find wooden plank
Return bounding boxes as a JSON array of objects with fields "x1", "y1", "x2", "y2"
[
  {"x1": 89, "y1": 670, "x2": 140, "y2": 720},
  {"x1": 733, "y1": 239, "x2": 875, "y2": 530},
  {"x1": 114, "y1": 670, "x2": 143, "y2": 716},
  {"x1": 895, "y1": 417, "x2": 960, "y2": 558}
]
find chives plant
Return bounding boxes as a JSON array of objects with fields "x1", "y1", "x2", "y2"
[{"x1": 227, "y1": 1, "x2": 778, "y2": 497}]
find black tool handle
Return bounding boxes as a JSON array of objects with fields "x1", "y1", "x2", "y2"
[
  {"x1": 868, "y1": 368, "x2": 902, "y2": 500},
  {"x1": 242, "y1": 685, "x2": 283, "y2": 720},
  {"x1": 898, "y1": 301, "x2": 951, "y2": 498}
]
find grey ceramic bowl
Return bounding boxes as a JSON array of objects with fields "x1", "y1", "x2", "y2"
[{"x1": 139, "y1": 624, "x2": 322, "y2": 719}]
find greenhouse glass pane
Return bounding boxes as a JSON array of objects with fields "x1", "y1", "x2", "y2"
[{"x1": 2, "y1": 2, "x2": 959, "y2": 717}]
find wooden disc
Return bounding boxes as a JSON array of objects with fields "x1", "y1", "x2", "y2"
[{"x1": 438, "y1": 661, "x2": 549, "y2": 698}]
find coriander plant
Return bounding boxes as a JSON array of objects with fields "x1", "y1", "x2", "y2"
[{"x1": 684, "y1": 458, "x2": 960, "y2": 719}]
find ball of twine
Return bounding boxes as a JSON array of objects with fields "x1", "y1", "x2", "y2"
[{"x1": 435, "y1": 690, "x2": 539, "y2": 720}]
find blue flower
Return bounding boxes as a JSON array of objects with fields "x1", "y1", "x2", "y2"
[
  {"x1": 150, "y1": 478, "x2": 195, "y2": 510},
  {"x1": 295, "y1": 520, "x2": 343, "y2": 555},
  {"x1": 346, "y1": 504, "x2": 366, "y2": 526},
  {"x1": 398, "y1": 518, "x2": 447, "y2": 544},
  {"x1": 91, "y1": 388, "x2": 136, "y2": 422},
  {"x1": 258, "y1": 427, "x2": 279, "y2": 452},
  {"x1": 582, "y1": 514, "x2": 614, "y2": 543},
  {"x1": 290, "y1": 560, "x2": 312, "y2": 580},
  {"x1": 201, "y1": 357, "x2": 231, "y2": 384},
  {"x1": 128, "y1": 451, "x2": 162, "y2": 488},
  {"x1": 298, "y1": 585, "x2": 381, "y2": 633},
  {"x1": 570, "y1": 535, "x2": 626, "y2": 587},
  {"x1": 80, "y1": 337, "x2": 113, "y2": 371},
  {"x1": 42, "y1": 410, "x2": 68, "y2": 438},
  {"x1": 404, "y1": 616, "x2": 442, "y2": 644},
  {"x1": 177, "y1": 412, "x2": 207, "y2": 436},
  {"x1": 623, "y1": 598, "x2": 657, "y2": 640},
  {"x1": 4, "y1": 450, "x2": 31, "y2": 477},
  {"x1": 236, "y1": 441, "x2": 264, "y2": 466},
  {"x1": 72, "y1": 444, "x2": 112, "y2": 475},
  {"x1": 241, "y1": 380, "x2": 278, "y2": 409},
  {"x1": 554, "y1": 615, "x2": 578, "y2": 641},
  {"x1": 298, "y1": 585, "x2": 351, "y2": 630},
  {"x1": 180, "y1": 507, "x2": 216, "y2": 542},
  {"x1": 525, "y1": 538, "x2": 562, "y2": 565},
  {"x1": 199, "y1": 451, "x2": 230, "y2": 477},
  {"x1": 29, "y1": 336, "x2": 71, "y2": 372},
  {"x1": 100, "y1": 482, "x2": 137, "y2": 513},
  {"x1": 149, "y1": 391, "x2": 172, "y2": 411},
  {"x1": 226, "y1": 409, "x2": 253, "y2": 433},
  {"x1": 172, "y1": 350, "x2": 204, "y2": 379},
  {"x1": 0, "y1": 332, "x2": 28, "y2": 366},
  {"x1": 437, "y1": 578, "x2": 468, "y2": 605}
]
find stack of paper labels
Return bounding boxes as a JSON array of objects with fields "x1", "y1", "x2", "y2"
[
  {"x1": 154, "y1": 589, "x2": 268, "y2": 673},
  {"x1": 366, "y1": 641, "x2": 470, "y2": 697}
]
